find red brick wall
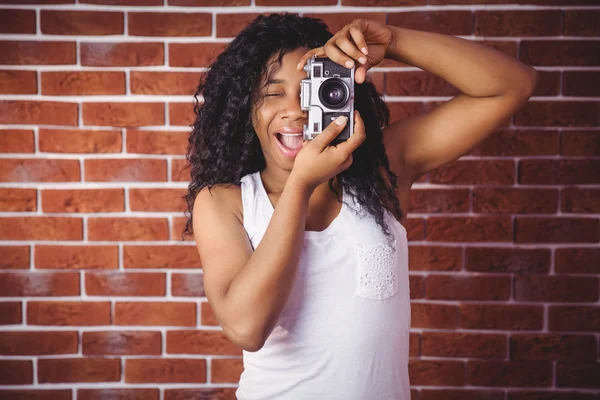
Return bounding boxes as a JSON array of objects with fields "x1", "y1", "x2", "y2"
[{"x1": 0, "y1": 1, "x2": 598, "y2": 399}]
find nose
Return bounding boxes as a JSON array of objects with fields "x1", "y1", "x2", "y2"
[{"x1": 281, "y1": 92, "x2": 307, "y2": 120}]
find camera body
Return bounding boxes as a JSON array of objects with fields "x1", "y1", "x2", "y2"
[{"x1": 300, "y1": 55, "x2": 355, "y2": 144}]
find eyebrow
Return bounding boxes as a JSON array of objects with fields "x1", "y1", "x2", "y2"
[{"x1": 266, "y1": 78, "x2": 286, "y2": 85}]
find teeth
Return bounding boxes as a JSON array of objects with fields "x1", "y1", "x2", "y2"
[{"x1": 279, "y1": 133, "x2": 302, "y2": 136}]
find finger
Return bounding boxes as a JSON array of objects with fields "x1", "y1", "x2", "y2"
[
  {"x1": 324, "y1": 41, "x2": 356, "y2": 69},
  {"x1": 348, "y1": 25, "x2": 369, "y2": 56},
  {"x1": 310, "y1": 115, "x2": 348, "y2": 151},
  {"x1": 297, "y1": 47, "x2": 325, "y2": 71},
  {"x1": 335, "y1": 36, "x2": 367, "y2": 66},
  {"x1": 336, "y1": 110, "x2": 365, "y2": 154},
  {"x1": 355, "y1": 65, "x2": 369, "y2": 84}
]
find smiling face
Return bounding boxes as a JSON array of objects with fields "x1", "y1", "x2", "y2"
[{"x1": 251, "y1": 47, "x2": 310, "y2": 173}]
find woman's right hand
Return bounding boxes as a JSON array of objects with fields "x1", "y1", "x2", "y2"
[{"x1": 290, "y1": 110, "x2": 366, "y2": 192}]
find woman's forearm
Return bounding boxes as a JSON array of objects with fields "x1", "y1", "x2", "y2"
[{"x1": 385, "y1": 25, "x2": 538, "y2": 97}]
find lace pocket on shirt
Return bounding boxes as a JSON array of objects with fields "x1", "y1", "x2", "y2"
[{"x1": 355, "y1": 239, "x2": 398, "y2": 300}]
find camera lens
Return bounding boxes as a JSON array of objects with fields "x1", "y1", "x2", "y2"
[{"x1": 319, "y1": 78, "x2": 349, "y2": 109}]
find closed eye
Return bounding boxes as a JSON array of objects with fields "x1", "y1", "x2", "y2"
[{"x1": 265, "y1": 93, "x2": 281, "y2": 97}]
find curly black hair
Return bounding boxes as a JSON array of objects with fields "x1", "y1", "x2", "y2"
[{"x1": 181, "y1": 12, "x2": 403, "y2": 248}]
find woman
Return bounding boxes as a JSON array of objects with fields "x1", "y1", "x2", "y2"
[{"x1": 182, "y1": 12, "x2": 537, "y2": 399}]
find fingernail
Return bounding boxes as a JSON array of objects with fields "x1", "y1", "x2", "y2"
[
  {"x1": 335, "y1": 115, "x2": 348, "y2": 126},
  {"x1": 361, "y1": 47, "x2": 368, "y2": 55},
  {"x1": 358, "y1": 56, "x2": 367, "y2": 64},
  {"x1": 344, "y1": 60, "x2": 354, "y2": 68},
  {"x1": 297, "y1": 62, "x2": 301, "y2": 69}
]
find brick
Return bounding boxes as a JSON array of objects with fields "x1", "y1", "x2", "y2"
[
  {"x1": 0, "y1": 272, "x2": 80, "y2": 297},
  {"x1": 516, "y1": 101, "x2": 600, "y2": 127},
  {"x1": 172, "y1": 273, "x2": 205, "y2": 297},
  {"x1": 563, "y1": 71, "x2": 600, "y2": 97},
  {"x1": 0, "y1": 302, "x2": 21, "y2": 325},
  {"x1": 88, "y1": 217, "x2": 169, "y2": 241},
  {"x1": 133, "y1": 71, "x2": 204, "y2": 96},
  {"x1": 0, "y1": 9, "x2": 35, "y2": 34},
  {"x1": 82, "y1": 0, "x2": 161, "y2": 4},
  {"x1": 410, "y1": 275, "x2": 424, "y2": 299},
  {"x1": 39, "y1": 128, "x2": 122, "y2": 153},
  {"x1": 169, "y1": 0, "x2": 248, "y2": 5},
  {"x1": 556, "y1": 363, "x2": 600, "y2": 388},
  {"x1": 0, "y1": 331, "x2": 77, "y2": 355},
  {"x1": 0, "y1": 188, "x2": 36, "y2": 212},
  {"x1": 564, "y1": 10, "x2": 600, "y2": 36},
  {"x1": 173, "y1": 216, "x2": 193, "y2": 242},
  {"x1": 303, "y1": 13, "x2": 385, "y2": 37},
  {"x1": 515, "y1": 217, "x2": 599, "y2": 243},
  {"x1": 211, "y1": 358, "x2": 243, "y2": 384},
  {"x1": 0, "y1": 360, "x2": 32, "y2": 384},
  {"x1": 343, "y1": 0, "x2": 424, "y2": 5},
  {"x1": 469, "y1": 129, "x2": 559, "y2": 156},
  {"x1": 81, "y1": 42, "x2": 163, "y2": 66},
  {"x1": 466, "y1": 247, "x2": 550, "y2": 274},
  {"x1": 200, "y1": 302, "x2": 218, "y2": 326},
  {"x1": 125, "y1": 358, "x2": 206, "y2": 383},
  {"x1": 168, "y1": 102, "x2": 195, "y2": 126},
  {"x1": 427, "y1": 216, "x2": 512, "y2": 242},
  {"x1": 124, "y1": 245, "x2": 201, "y2": 269},
  {"x1": 421, "y1": 390, "x2": 504, "y2": 400},
  {"x1": 510, "y1": 334, "x2": 597, "y2": 362},
  {"x1": 0, "y1": 70, "x2": 36, "y2": 94},
  {"x1": 409, "y1": 189, "x2": 469, "y2": 213},
  {"x1": 0, "y1": 100, "x2": 78, "y2": 126},
  {"x1": 167, "y1": 330, "x2": 242, "y2": 355},
  {"x1": 0, "y1": 40, "x2": 76, "y2": 65},
  {"x1": 515, "y1": 275, "x2": 598, "y2": 302},
  {"x1": 0, "y1": 389, "x2": 72, "y2": 400},
  {"x1": 0, "y1": 129, "x2": 35, "y2": 153},
  {"x1": 409, "y1": 332, "x2": 420, "y2": 357},
  {"x1": 0, "y1": 245, "x2": 30, "y2": 269},
  {"x1": 27, "y1": 301, "x2": 110, "y2": 325},
  {"x1": 475, "y1": 10, "x2": 561, "y2": 36},
  {"x1": 426, "y1": 274, "x2": 510, "y2": 301},
  {"x1": 460, "y1": 304, "x2": 543, "y2": 330},
  {"x1": 38, "y1": 358, "x2": 120, "y2": 383},
  {"x1": 0, "y1": 159, "x2": 80, "y2": 182},
  {"x1": 561, "y1": 131, "x2": 600, "y2": 156},
  {"x1": 386, "y1": 102, "x2": 424, "y2": 125},
  {"x1": 41, "y1": 10, "x2": 123, "y2": 35},
  {"x1": 519, "y1": 160, "x2": 600, "y2": 184},
  {"x1": 411, "y1": 303, "x2": 458, "y2": 329},
  {"x1": 389, "y1": 11, "x2": 472, "y2": 35},
  {"x1": 473, "y1": 188, "x2": 557, "y2": 214},
  {"x1": 84, "y1": 159, "x2": 166, "y2": 182},
  {"x1": 508, "y1": 392, "x2": 597, "y2": 400},
  {"x1": 409, "y1": 360, "x2": 465, "y2": 386},
  {"x1": 129, "y1": 188, "x2": 186, "y2": 212},
  {"x1": 531, "y1": 70, "x2": 560, "y2": 96},
  {"x1": 467, "y1": 361, "x2": 552, "y2": 387},
  {"x1": 216, "y1": 13, "x2": 262, "y2": 38},
  {"x1": 114, "y1": 302, "x2": 196, "y2": 326},
  {"x1": 561, "y1": 188, "x2": 600, "y2": 213},
  {"x1": 0, "y1": 217, "x2": 82, "y2": 241},
  {"x1": 42, "y1": 189, "x2": 124, "y2": 213},
  {"x1": 174, "y1": 159, "x2": 193, "y2": 184},
  {"x1": 164, "y1": 388, "x2": 237, "y2": 400},
  {"x1": 430, "y1": 160, "x2": 514, "y2": 185},
  {"x1": 549, "y1": 306, "x2": 600, "y2": 332},
  {"x1": 555, "y1": 248, "x2": 600, "y2": 274},
  {"x1": 85, "y1": 271, "x2": 166, "y2": 296},
  {"x1": 521, "y1": 40, "x2": 600, "y2": 66},
  {"x1": 408, "y1": 246, "x2": 462, "y2": 271},
  {"x1": 82, "y1": 331, "x2": 161, "y2": 355},
  {"x1": 386, "y1": 71, "x2": 459, "y2": 97},
  {"x1": 126, "y1": 130, "x2": 188, "y2": 155},
  {"x1": 82, "y1": 102, "x2": 164, "y2": 127},
  {"x1": 169, "y1": 43, "x2": 227, "y2": 67},
  {"x1": 42, "y1": 71, "x2": 125, "y2": 96},
  {"x1": 422, "y1": 332, "x2": 506, "y2": 358},
  {"x1": 36, "y1": 245, "x2": 118, "y2": 270},
  {"x1": 129, "y1": 12, "x2": 210, "y2": 37},
  {"x1": 77, "y1": 390, "x2": 157, "y2": 400}
]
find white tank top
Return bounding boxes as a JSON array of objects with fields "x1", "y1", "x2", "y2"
[{"x1": 235, "y1": 170, "x2": 411, "y2": 400}]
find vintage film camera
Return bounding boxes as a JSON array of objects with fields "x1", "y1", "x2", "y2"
[{"x1": 300, "y1": 55, "x2": 355, "y2": 145}]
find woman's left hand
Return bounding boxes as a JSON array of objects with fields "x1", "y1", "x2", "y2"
[{"x1": 297, "y1": 19, "x2": 395, "y2": 84}]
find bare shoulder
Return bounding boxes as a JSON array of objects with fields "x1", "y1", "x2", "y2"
[{"x1": 194, "y1": 183, "x2": 244, "y2": 225}]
